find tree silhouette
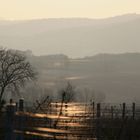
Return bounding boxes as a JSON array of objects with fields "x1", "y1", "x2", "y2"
[{"x1": 0, "y1": 48, "x2": 36, "y2": 107}]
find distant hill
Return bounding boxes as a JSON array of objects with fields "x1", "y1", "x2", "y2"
[
  {"x1": 27, "y1": 52, "x2": 140, "y2": 103},
  {"x1": 0, "y1": 13, "x2": 140, "y2": 57}
]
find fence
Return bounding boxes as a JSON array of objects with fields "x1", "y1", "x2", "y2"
[{"x1": 1, "y1": 99, "x2": 140, "y2": 140}]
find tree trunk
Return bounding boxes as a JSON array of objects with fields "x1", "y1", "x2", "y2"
[{"x1": 0, "y1": 86, "x2": 5, "y2": 105}]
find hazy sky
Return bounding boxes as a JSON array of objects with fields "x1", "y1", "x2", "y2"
[{"x1": 0, "y1": 0, "x2": 140, "y2": 20}]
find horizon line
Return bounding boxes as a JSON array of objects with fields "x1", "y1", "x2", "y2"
[{"x1": 0, "y1": 13, "x2": 139, "y2": 21}]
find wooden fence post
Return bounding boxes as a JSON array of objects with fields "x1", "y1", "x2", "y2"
[
  {"x1": 97, "y1": 103, "x2": 101, "y2": 118},
  {"x1": 92, "y1": 102, "x2": 95, "y2": 119},
  {"x1": 111, "y1": 106, "x2": 114, "y2": 119},
  {"x1": 16, "y1": 99, "x2": 24, "y2": 140},
  {"x1": 65, "y1": 102, "x2": 68, "y2": 116},
  {"x1": 15, "y1": 102, "x2": 18, "y2": 112},
  {"x1": 49, "y1": 103, "x2": 52, "y2": 114},
  {"x1": 132, "y1": 103, "x2": 135, "y2": 120},
  {"x1": 96, "y1": 103, "x2": 101, "y2": 139},
  {"x1": 55, "y1": 102, "x2": 58, "y2": 114},
  {"x1": 19, "y1": 98, "x2": 24, "y2": 112},
  {"x1": 5, "y1": 103, "x2": 16, "y2": 140},
  {"x1": 122, "y1": 103, "x2": 126, "y2": 119}
]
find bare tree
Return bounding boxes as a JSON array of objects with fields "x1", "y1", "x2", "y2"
[
  {"x1": 0, "y1": 48, "x2": 36, "y2": 106},
  {"x1": 59, "y1": 82, "x2": 76, "y2": 103}
]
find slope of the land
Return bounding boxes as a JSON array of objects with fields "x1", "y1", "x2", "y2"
[{"x1": 0, "y1": 14, "x2": 140, "y2": 57}]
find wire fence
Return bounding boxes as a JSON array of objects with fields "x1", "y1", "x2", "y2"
[{"x1": 1, "y1": 100, "x2": 140, "y2": 140}]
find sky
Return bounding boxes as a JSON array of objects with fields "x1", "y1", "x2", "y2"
[{"x1": 0, "y1": 0, "x2": 140, "y2": 20}]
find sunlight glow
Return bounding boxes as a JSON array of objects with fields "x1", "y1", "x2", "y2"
[{"x1": 0, "y1": 0, "x2": 140, "y2": 20}]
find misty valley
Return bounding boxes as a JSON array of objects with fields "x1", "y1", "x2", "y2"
[{"x1": 25, "y1": 52, "x2": 140, "y2": 103}]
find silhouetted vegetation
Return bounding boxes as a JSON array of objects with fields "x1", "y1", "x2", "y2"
[{"x1": 0, "y1": 48, "x2": 36, "y2": 111}]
